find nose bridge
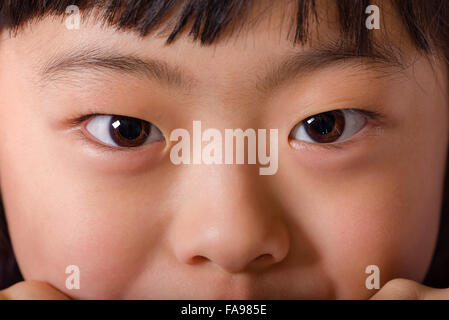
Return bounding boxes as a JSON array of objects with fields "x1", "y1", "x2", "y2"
[{"x1": 169, "y1": 165, "x2": 290, "y2": 273}]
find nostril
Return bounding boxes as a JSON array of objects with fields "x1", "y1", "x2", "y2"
[
  {"x1": 255, "y1": 253, "x2": 274, "y2": 262},
  {"x1": 189, "y1": 255, "x2": 210, "y2": 265}
]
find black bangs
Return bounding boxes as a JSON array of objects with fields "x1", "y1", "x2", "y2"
[
  {"x1": 0, "y1": 0, "x2": 367, "y2": 46},
  {"x1": 0, "y1": 0, "x2": 448, "y2": 57},
  {"x1": 0, "y1": 0, "x2": 258, "y2": 44}
]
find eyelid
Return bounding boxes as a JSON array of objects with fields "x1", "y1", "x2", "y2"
[
  {"x1": 74, "y1": 127, "x2": 126, "y2": 153},
  {"x1": 355, "y1": 109, "x2": 387, "y2": 126},
  {"x1": 290, "y1": 135, "x2": 356, "y2": 151}
]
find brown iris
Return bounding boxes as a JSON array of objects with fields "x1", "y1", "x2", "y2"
[
  {"x1": 109, "y1": 115, "x2": 151, "y2": 147},
  {"x1": 304, "y1": 110, "x2": 345, "y2": 143}
]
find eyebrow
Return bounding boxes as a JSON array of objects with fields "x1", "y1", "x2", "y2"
[
  {"x1": 39, "y1": 42, "x2": 405, "y2": 93},
  {"x1": 40, "y1": 47, "x2": 196, "y2": 90},
  {"x1": 256, "y1": 42, "x2": 406, "y2": 92}
]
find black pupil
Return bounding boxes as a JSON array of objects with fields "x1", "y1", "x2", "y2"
[
  {"x1": 307, "y1": 113, "x2": 335, "y2": 135},
  {"x1": 112, "y1": 117, "x2": 142, "y2": 140}
]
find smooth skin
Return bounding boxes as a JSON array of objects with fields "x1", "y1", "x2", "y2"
[{"x1": 0, "y1": 1, "x2": 449, "y2": 299}]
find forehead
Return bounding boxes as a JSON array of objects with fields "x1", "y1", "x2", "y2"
[{"x1": 0, "y1": 0, "x2": 418, "y2": 99}]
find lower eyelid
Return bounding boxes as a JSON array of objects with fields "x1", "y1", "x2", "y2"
[
  {"x1": 289, "y1": 138, "x2": 354, "y2": 151},
  {"x1": 75, "y1": 126, "x2": 137, "y2": 153},
  {"x1": 73, "y1": 130, "x2": 167, "y2": 168},
  {"x1": 75, "y1": 127, "x2": 121, "y2": 153}
]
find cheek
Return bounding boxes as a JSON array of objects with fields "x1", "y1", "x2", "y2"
[
  {"x1": 0, "y1": 99, "x2": 177, "y2": 298},
  {"x1": 317, "y1": 186, "x2": 440, "y2": 299},
  {"x1": 0, "y1": 145, "x2": 172, "y2": 299},
  {"x1": 277, "y1": 118, "x2": 446, "y2": 298},
  {"x1": 277, "y1": 164, "x2": 442, "y2": 298}
]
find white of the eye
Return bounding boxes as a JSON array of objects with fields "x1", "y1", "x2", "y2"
[
  {"x1": 147, "y1": 125, "x2": 164, "y2": 143},
  {"x1": 291, "y1": 109, "x2": 366, "y2": 143},
  {"x1": 86, "y1": 115, "x2": 119, "y2": 146}
]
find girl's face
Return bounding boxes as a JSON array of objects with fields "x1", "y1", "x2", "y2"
[{"x1": 0, "y1": 1, "x2": 447, "y2": 299}]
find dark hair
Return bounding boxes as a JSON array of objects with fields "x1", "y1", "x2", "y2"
[
  {"x1": 0, "y1": 201, "x2": 22, "y2": 288},
  {"x1": 0, "y1": 0, "x2": 449, "y2": 290}
]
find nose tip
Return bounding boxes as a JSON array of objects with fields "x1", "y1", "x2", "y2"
[
  {"x1": 191, "y1": 251, "x2": 286, "y2": 274},
  {"x1": 174, "y1": 225, "x2": 290, "y2": 273},
  {"x1": 169, "y1": 164, "x2": 290, "y2": 275}
]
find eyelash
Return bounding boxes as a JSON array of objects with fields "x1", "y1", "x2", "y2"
[{"x1": 69, "y1": 113, "x2": 98, "y2": 127}]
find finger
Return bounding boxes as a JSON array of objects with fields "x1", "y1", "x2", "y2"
[
  {"x1": 0, "y1": 281, "x2": 71, "y2": 300},
  {"x1": 370, "y1": 278, "x2": 449, "y2": 300}
]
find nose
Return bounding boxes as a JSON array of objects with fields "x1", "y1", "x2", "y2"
[{"x1": 169, "y1": 166, "x2": 290, "y2": 274}]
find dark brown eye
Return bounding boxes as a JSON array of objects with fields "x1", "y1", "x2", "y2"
[
  {"x1": 85, "y1": 115, "x2": 164, "y2": 148},
  {"x1": 109, "y1": 115, "x2": 151, "y2": 147},
  {"x1": 303, "y1": 110, "x2": 345, "y2": 143},
  {"x1": 289, "y1": 109, "x2": 366, "y2": 144}
]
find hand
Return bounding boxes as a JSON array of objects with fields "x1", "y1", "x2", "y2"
[
  {"x1": 0, "y1": 281, "x2": 71, "y2": 300},
  {"x1": 370, "y1": 278, "x2": 449, "y2": 300}
]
